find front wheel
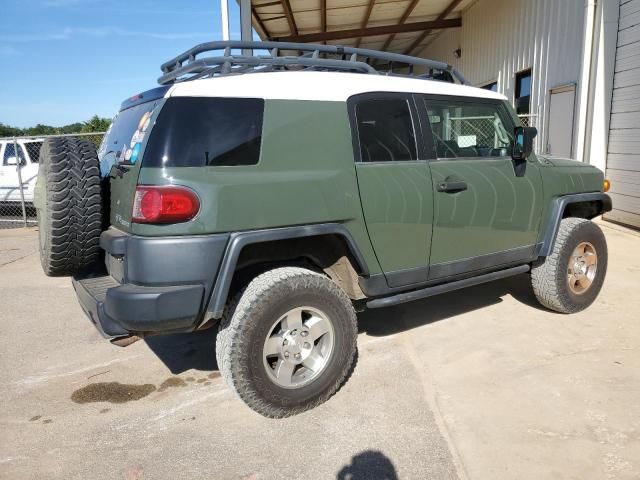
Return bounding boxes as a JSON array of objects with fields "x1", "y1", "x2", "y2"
[
  {"x1": 531, "y1": 218, "x2": 608, "y2": 313},
  {"x1": 216, "y1": 267, "x2": 358, "y2": 418}
]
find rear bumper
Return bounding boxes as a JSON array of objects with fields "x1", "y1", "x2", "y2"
[
  {"x1": 73, "y1": 228, "x2": 229, "y2": 338},
  {"x1": 73, "y1": 275, "x2": 205, "y2": 337}
]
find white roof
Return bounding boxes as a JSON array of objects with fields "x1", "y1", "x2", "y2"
[{"x1": 168, "y1": 71, "x2": 507, "y2": 102}]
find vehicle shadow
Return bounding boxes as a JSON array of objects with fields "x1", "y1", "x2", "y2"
[
  {"x1": 358, "y1": 273, "x2": 547, "y2": 337},
  {"x1": 145, "y1": 273, "x2": 547, "y2": 374},
  {"x1": 336, "y1": 450, "x2": 398, "y2": 480},
  {"x1": 144, "y1": 328, "x2": 218, "y2": 374}
]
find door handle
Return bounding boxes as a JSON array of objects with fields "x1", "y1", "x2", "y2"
[{"x1": 437, "y1": 181, "x2": 467, "y2": 193}]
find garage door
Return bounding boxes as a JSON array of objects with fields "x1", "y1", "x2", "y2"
[{"x1": 606, "y1": 0, "x2": 640, "y2": 228}]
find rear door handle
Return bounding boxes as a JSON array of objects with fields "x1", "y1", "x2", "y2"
[{"x1": 437, "y1": 181, "x2": 467, "y2": 193}]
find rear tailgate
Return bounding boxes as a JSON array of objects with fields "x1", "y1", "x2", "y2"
[{"x1": 98, "y1": 86, "x2": 169, "y2": 232}]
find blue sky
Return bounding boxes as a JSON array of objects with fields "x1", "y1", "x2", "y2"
[{"x1": 0, "y1": 0, "x2": 245, "y2": 128}]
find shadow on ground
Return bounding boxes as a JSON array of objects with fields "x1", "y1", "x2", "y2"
[
  {"x1": 145, "y1": 273, "x2": 547, "y2": 373},
  {"x1": 358, "y1": 273, "x2": 548, "y2": 336},
  {"x1": 336, "y1": 450, "x2": 398, "y2": 480},
  {"x1": 144, "y1": 328, "x2": 218, "y2": 374}
]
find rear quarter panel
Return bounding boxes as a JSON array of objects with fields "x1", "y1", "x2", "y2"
[{"x1": 134, "y1": 99, "x2": 381, "y2": 274}]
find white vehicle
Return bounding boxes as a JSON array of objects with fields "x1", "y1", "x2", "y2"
[{"x1": 0, "y1": 139, "x2": 42, "y2": 204}]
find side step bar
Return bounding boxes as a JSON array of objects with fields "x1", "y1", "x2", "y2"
[{"x1": 366, "y1": 264, "x2": 530, "y2": 309}]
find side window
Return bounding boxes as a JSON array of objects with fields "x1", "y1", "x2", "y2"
[
  {"x1": 424, "y1": 99, "x2": 514, "y2": 159},
  {"x1": 25, "y1": 142, "x2": 42, "y2": 163},
  {"x1": 355, "y1": 98, "x2": 417, "y2": 163},
  {"x1": 3, "y1": 143, "x2": 26, "y2": 166},
  {"x1": 143, "y1": 97, "x2": 264, "y2": 167}
]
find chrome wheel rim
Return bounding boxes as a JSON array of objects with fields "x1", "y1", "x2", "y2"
[
  {"x1": 262, "y1": 306, "x2": 335, "y2": 389},
  {"x1": 567, "y1": 241, "x2": 598, "y2": 295}
]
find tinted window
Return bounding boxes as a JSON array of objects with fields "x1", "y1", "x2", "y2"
[
  {"x1": 355, "y1": 98, "x2": 417, "y2": 162},
  {"x1": 98, "y1": 99, "x2": 162, "y2": 176},
  {"x1": 3, "y1": 143, "x2": 26, "y2": 166},
  {"x1": 24, "y1": 141, "x2": 42, "y2": 163},
  {"x1": 424, "y1": 99, "x2": 514, "y2": 159},
  {"x1": 143, "y1": 97, "x2": 264, "y2": 167}
]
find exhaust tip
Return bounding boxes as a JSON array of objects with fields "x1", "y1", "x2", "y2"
[{"x1": 110, "y1": 334, "x2": 144, "y2": 347}]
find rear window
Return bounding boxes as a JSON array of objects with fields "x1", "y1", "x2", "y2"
[
  {"x1": 143, "y1": 97, "x2": 264, "y2": 168},
  {"x1": 98, "y1": 99, "x2": 161, "y2": 176}
]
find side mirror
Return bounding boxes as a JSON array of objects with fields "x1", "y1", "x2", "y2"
[{"x1": 512, "y1": 126, "x2": 537, "y2": 161}]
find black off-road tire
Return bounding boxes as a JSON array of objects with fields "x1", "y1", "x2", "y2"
[
  {"x1": 36, "y1": 137, "x2": 103, "y2": 276},
  {"x1": 531, "y1": 218, "x2": 608, "y2": 313},
  {"x1": 216, "y1": 267, "x2": 358, "y2": 418}
]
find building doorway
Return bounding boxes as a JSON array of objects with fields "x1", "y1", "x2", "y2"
[{"x1": 547, "y1": 84, "x2": 576, "y2": 158}]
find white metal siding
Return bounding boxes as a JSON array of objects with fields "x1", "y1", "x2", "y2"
[
  {"x1": 422, "y1": 0, "x2": 585, "y2": 156},
  {"x1": 606, "y1": 0, "x2": 640, "y2": 228}
]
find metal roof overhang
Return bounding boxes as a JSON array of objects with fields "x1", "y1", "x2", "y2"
[{"x1": 251, "y1": 0, "x2": 473, "y2": 57}]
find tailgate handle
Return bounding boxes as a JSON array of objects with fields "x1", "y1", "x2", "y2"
[{"x1": 437, "y1": 181, "x2": 467, "y2": 193}]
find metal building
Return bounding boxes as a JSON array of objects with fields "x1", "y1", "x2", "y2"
[
  {"x1": 249, "y1": 0, "x2": 640, "y2": 228},
  {"x1": 606, "y1": 0, "x2": 640, "y2": 228}
]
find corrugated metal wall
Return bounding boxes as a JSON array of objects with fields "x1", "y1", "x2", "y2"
[
  {"x1": 422, "y1": 0, "x2": 586, "y2": 155},
  {"x1": 605, "y1": 0, "x2": 640, "y2": 228}
]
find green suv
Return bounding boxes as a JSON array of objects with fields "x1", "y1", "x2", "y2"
[{"x1": 35, "y1": 42, "x2": 612, "y2": 418}]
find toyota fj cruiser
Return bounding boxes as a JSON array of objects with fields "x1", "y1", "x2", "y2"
[{"x1": 35, "y1": 41, "x2": 612, "y2": 418}]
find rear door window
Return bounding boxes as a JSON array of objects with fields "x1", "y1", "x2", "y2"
[
  {"x1": 143, "y1": 97, "x2": 264, "y2": 167},
  {"x1": 354, "y1": 98, "x2": 417, "y2": 163}
]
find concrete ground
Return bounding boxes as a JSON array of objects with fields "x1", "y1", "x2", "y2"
[{"x1": 0, "y1": 222, "x2": 639, "y2": 480}]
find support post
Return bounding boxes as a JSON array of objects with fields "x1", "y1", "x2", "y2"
[
  {"x1": 220, "y1": 0, "x2": 230, "y2": 41},
  {"x1": 240, "y1": 0, "x2": 252, "y2": 56},
  {"x1": 13, "y1": 137, "x2": 28, "y2": 228}
]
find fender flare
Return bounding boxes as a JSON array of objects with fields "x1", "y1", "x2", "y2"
[
  {"x1": 537, "y1": 192, "x2": 612, "y2": 257},
  {"x1": 205, "y1": 223, "x2": 369, "y2": 319}
]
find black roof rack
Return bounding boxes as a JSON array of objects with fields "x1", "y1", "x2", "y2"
[{"x1": 158, "y1": 40, "x2": 469, "y2": 86}]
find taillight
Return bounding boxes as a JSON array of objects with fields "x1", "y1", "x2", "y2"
[{"x1": 132, "y1": 186, "x2": 200, "y2": 224}]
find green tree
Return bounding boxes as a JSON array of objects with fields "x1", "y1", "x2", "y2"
[
  {"x1": 1, "y1": 115, "x2": 112, "y2": 138},
  {"x1": 24, "y1": 124, "x2": 58, "y2": 136},
  {"x1": 0, "y1": 123, "x2": 23, "y2": 137},
  {"x1": 81, "y1": 115, "x2": 111, "y2": 133}
]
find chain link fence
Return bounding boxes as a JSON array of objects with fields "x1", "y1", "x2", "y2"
[
  {"x1": 0, "y1": 132, "x2": 106, "y2": 229},
  {"x1": 518, "y1": 114, "x2": 537, "y2": 128}
]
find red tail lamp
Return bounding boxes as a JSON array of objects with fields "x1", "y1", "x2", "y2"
[{"x1": 132, "y1": 185, "x2": 200, "y2": 224}]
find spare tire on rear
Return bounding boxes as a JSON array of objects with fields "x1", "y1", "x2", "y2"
[{"x1": 35, "y1": 137, "x2": 103, "y2": 276}]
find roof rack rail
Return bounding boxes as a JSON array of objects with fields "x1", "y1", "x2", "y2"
[{"x1": 158, "y1": 40, "x2": 469, "y2": 86}]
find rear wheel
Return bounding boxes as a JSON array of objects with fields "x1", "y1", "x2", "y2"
[
  {"x1": 36, "y1": 137, "x2": 103, "y2": 276},
  {"x1": 216, "y1": 267, "x2": 358, "y2": 418},
  {"x1": 531, "y1": 218, "x2": 608, "y2": 313}
]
